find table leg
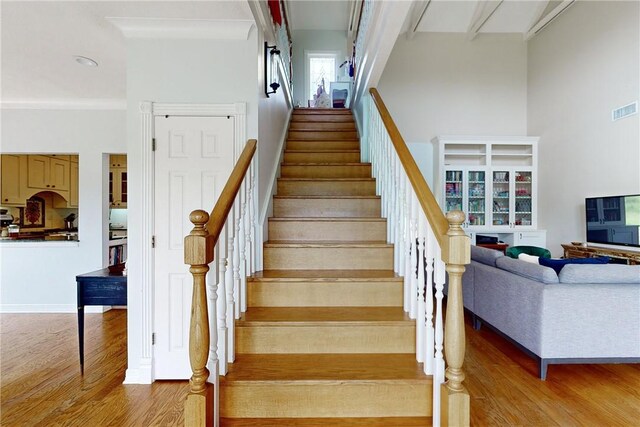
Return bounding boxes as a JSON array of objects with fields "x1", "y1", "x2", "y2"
[{"x1": 78, "y1": 305, "x2": 84, "y2": 374}]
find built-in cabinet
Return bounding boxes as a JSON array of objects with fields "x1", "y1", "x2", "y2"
[
  {"x1": 1, "y1": 154, "x2": 78, "y2": 207},
  {"x1": 433, "y1": 136, "x2": 546, "y2": 247},
  {"x1": 109, "y1": 154, "x2": 127, "y2": 208}
]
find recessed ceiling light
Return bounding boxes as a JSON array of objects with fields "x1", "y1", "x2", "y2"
[{"x1": 74, "y1": 56, "x2": 98, "y2": 67}]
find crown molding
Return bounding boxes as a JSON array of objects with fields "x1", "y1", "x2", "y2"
[
  {"x1": 107, "y1": 17, "x2": 254, "y2": 40},
  {"x1": 1, "y1": 99, "x2": 127, "y2": 111}
]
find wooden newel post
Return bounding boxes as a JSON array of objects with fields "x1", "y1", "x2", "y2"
[
  {"x1": 441, "y1": 210, "x2": 471, "y2": 426},
  {"x1": 184, "y1": 210, "x2": 214, "y2": 427}
]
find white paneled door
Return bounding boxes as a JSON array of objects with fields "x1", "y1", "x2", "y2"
[{"x1": 154, "y1": 115, "x2": 234, "y2": 379}]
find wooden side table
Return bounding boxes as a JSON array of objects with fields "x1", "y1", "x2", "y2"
[
  {"x1": 76, "y1": 268, "x2": 127, "y2": 373},
  {"x1": 561, "y1": 243, "x2": 640, "y2": 265}
]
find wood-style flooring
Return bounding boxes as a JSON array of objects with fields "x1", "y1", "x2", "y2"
[{"x1": 2, "y1": 309, "x2": 639, "y2": 426}]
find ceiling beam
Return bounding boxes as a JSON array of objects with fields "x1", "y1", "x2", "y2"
[
  {"x1": 406, "y1": 0, "x2": 432, "y2": 40},
  {"x1": 525, "y1": 0, "x2": 575, "y2": 41},
  {"x1": 466, "y1": 0, "x2": 504, "y2": 41}
]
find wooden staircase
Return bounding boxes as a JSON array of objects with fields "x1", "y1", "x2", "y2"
[{"x1": 219, "y1": 108, "x2": 432, "y2": 425}]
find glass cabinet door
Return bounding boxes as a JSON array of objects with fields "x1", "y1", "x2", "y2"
[
  {"x1": 467, "y1": 170, "x2": 486, "y2": 226},
  {"x1": 514, "y1": 171, "x2": 532, "y2": 226},
  {"x1": 445, "y1": 170, "x2": 463, "y2": 212},
  {"x1": 492, "y1": 170, "x2": 510, "y2": 226}
]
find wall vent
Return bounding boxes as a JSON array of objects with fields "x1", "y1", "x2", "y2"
[{"x1": 612, "y1": 101, "x2": 638, "y2": 121}]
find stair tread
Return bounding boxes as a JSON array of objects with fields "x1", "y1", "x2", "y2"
[
  {"x1": 221, "y1": 353, "x2": 429, "y2": 382},
  {"x1": 285, "y1": 149, "x2": 360, "y2": 153},
  {"x1": 282, "y1": 162, "x2": 371, "y2": 166},
  {"x1": 250, "y1": 270, "x2": 400, "y2": 280},
  {"x1": 278, "y1": 177, "x2": 374, "y2": 181},
  {"x1": 238, "y1": 307, "x2": 412, "y2": 325},
  {"x1": 274, "y1": 195, "x2": 380, "y2": 199},
  {"x1": 286, "y1": 139, "x2": 360, "y2": 143},
  {"x1": 293, "y1": 109, "x2": 352, "y2": 114},
  {"x1": 269, "y1": 217, "x2": 386, "y2": 222},
  {"x1": 220, "y1": 417, "x2": 432, "y2": 426},
  {"x1": 264, "y1": 241, "x2": 391, "y2": 248}
]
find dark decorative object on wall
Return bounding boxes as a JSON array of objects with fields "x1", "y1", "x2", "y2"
[
  {"x1": 265, "y1": 42, "x2": 280, "y2": 97},
  {"x1": 20, "y1": 196, "x2": 45, "y2": 228}
]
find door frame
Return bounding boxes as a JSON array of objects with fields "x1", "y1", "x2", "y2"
[{"x1": 126, "y1": 101, "x2": 246, "y2": 384}]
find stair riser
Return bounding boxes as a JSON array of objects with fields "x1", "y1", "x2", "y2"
[
  {"x1": 288, "y1": 131, "x2": 358, "y2": 141},
  {"x1": 289, "y1": 122, "x2": 356, "y2": 131},
  {"x1": 291, "y1": 114, "x2": 354, "y2": 122},
  {"x1": 236, "y1": 325, "x2": 415, "y2": 354},
  {"x1": 284, "y1": 151, "x2": 361, "y2": 163},
  {"x1": 277, "y1": 180, "x2": 376, "y2": 196},
  {"x1": 292, "y1": 109, "x2": 351, "y2": 115},
  {"x1": 268, "y1": 220, "x2": 386, "y2": 241},
  {"x1": 286, "y1": 140, "x2": 359, "y2": 150},
  {"x1": 273, "y1": 198, "x2": 381, "y2": 218},
  {"x1": 220, "y1": 383, "x2": 431, "y2": 418},
  {"x1": 264, "y1": 246, "x2": 393, "y2": 270},
  {"x1": 247, "y1": 281, "x2": 403, "y2": 307},
  {"x1": 280, "y1": 164, "x2": 371, "y2": 179}
]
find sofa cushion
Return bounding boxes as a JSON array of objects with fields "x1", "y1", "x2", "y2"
[
  {"x1": 559, "y1": 264, "x2": 640, "y2": 284},
  {"x1": 518, "y1": 253, "x2": 540, "y2": 264},
  {"x1": 471, "y1": 245, "x2": 503, "y2": 267},
  {"x1": 496, "y1": 256, "x2": 559, "y2": 284},
  {"x1": 539, "y1": 256, "x2": 610, "y2": 275}
]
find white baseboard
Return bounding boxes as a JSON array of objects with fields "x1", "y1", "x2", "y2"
[
  {"x1": 124, "y1": 358, "x2": 154, "y2": 384},
  {"x1": 0, "y1": 304, "x2": 115, "y2": 313}
]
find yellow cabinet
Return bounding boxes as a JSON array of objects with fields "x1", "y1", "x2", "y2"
[
  {"x1": 27, "y1": 155, "x2": 70, "y2": 191},
  {"x1": 69, "y1": 159, "x2": 79, "y2": 208},
  {"x1": 1, "y1": 155, "x2": 27, "y2": 205},
  {"x1": 109, "y1": 155, "x2": 127, "y2": 208}
]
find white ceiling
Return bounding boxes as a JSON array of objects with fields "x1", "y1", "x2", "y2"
[
  {"x1": 1, "y1": 1, "x2": 252, "y2": 102},
  {"x1": 286, "y1": 0, "x2": 352, "y2": 31},
  {"x1": 1, "y1": 0, "x2": 563, "y2": 103}
]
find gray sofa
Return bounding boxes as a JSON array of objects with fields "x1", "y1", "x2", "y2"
[{"x1": 458, "y1": 245, "x2": 640, "y2": 379}]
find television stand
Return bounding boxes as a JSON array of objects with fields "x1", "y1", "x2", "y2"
[{"x1": 562, "y1": 243, "x2": 640, "y2": 265}]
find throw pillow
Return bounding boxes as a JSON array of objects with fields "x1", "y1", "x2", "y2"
[
  {"x1": 538, "y1": 256, "x2": 610, "y2": 275},
  {"x1": 518, "y1": 253, "x2": 540, "y2": 264}
]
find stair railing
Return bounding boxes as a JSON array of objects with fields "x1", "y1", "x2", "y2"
[
  {"x1": 367, "y1": 88, "x2": 471, "y2": 427},
  {"x1": 183, "y1": 139, "x2": 258, "y2": 427}
]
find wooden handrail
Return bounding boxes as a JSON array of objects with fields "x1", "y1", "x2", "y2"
[
  {"x1": 206, "y1": 139, "x2": 257, "y2": 241},
  {"x1": 184, "y1": 138, "x2": 257, "y2": 427},
  {"x1": 369, "y1": 88, "x2": 449, "y2": 249}
]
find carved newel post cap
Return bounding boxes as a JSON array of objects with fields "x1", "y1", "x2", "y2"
[
  {"x1": 189, "y1": 210, "x2": 209, "y2": 226},
  {"x1": 446, "y1": 210, "x2": 466, "y2": 227}
]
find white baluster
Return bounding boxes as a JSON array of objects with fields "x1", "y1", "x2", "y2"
[
  {"x1": 423, "y1": 224, "x2": 436, "y2": 375},
  {"x1": 403, "y1": 180, "x2": 412, "y2": 313},
  {"x1": 239, "y1": 180, "x2": 248, "y2": 314},
  {"x1": 409, "y1": 192, "x2": 419, "y2": 319},
  {"x1": 217, "y1": 227, "x2": 228, "y2": 375},
  {"x1": 206, "y1": 243, "x2": 219, "y2": 382},
  {"x1": 225, "y1": 216, "x2": 236, "y2": 363},
  {"x1": 416, "y1": 212, "x2": 426, "y2": 363},
  {"x1": 433, "y1": 248, "x2": 447, "y2": 427},
  {"x1": 233, "y1": 198, "x2": 241, "y2": 319}
]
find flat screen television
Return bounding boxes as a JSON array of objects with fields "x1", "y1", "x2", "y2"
[{"x1": 585, "y1": 194, "x2": 640, "y2": 248}]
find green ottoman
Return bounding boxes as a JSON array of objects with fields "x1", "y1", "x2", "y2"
[{"x1": 506, "y1": 245, "x2": 552, "y2": 259}]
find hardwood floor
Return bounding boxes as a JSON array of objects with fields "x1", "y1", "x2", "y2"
[{"x1": 2, "y1": 310, "x2": 639, "y2": 426}]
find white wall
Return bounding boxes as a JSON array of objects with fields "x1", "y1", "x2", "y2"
[
  {"x1": 0, "y1": 108, "x2": 126, "y2": 311},
  {"x1": 528, "y1": 1, "x2": 640, "y2": 255},
  {"x1": 377, "y1": 33, "x2": 528, "y2": 183},
  {"x1": 291, "y1": 30, "x2": 348, "y2": 106},
  {"x1": 125, "y1": 31, "x2": 260, "y2": 382}
]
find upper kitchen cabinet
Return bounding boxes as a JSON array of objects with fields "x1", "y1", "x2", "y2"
[
  {"x1": 28, "y1": 155, "x2": 70, "y2": 191},
  {"x1": 109, "y1": 154, "x2": 127, "y2": 208},
  {"x1": 1, "y1": 154, "x2": 78, "y2": 208},
  {"x1": 1, "y1": 155, "x2": 28, "y2": 205}
]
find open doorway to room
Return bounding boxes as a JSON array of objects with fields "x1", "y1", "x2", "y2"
[{"x1": 305, "y1": 51, "x2": 339, "y2": 107}]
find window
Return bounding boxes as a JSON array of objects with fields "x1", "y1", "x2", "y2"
[{"x1": 308, "y1": 54, "x2": 336, "y2": 100}]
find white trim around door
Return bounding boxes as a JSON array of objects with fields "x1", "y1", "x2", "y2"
[{"x1": 124, "y1": 102, "x2": 246, "y2": 384}]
